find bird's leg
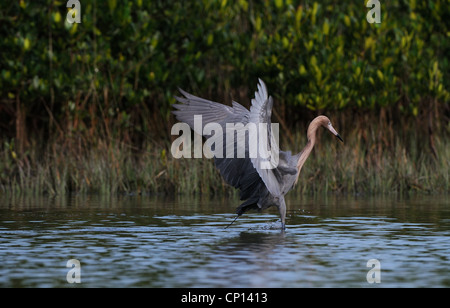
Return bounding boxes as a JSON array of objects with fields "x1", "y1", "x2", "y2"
[
  {"x1": 278, "y1": 197, "x2": 286, "y2": 230},
  {"x1": 224, "y1": 215, "x2": 239, "y2": 229}
]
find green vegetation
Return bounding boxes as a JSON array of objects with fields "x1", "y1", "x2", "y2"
[{"x1": 0, "y1": 1, "x2": 448, "y2": 196}]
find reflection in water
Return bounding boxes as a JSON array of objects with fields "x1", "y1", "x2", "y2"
[
  {"x1": 0, "y1": 194, "x2": 449, "y2": 287},
  {"x1": 208, "y1": 232, "x2": 286, "y2": 287}
]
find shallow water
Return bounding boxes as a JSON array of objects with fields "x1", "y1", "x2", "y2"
[{"x1": 0, "y1": 194, "x2": 449, "y2": 287}]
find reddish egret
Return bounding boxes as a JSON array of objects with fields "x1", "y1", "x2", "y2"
[{"x1": 173, "y1": 79, "x2": 343, "y2": 229}]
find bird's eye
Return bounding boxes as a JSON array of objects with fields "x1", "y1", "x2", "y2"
[{"x1": 328, "y1": 122, "x2": 331, "y2": 126}]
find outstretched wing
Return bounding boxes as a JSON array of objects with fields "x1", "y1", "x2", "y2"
[
  {"x1": 173, "y1": 87, "x2": 261, "y2": 202},
  {"x1": 247, "y1": 79, "x2": 283, "y2": 196},
  {"x1": 172, "y1": 79, "x2": 285, "y2": 201}
]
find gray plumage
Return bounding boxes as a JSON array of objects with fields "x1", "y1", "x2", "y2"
[{"x1": 173, "y1": 79, "x2": 343, "y2": 229}]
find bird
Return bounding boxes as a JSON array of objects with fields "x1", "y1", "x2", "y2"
[{"x1": 172, "y1": 79, "x2": 343, "y2": 229}]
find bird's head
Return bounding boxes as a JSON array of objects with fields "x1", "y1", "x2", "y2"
[{"x1": 317, "y1": 115, "x2": 343, "y2": 142}]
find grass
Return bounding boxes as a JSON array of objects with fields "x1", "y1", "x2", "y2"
[
  {"x1": 0, "y1": 113, "x2": 449, "y2": 197},
  {"x1": 298, "y1": 129, "x2": 449, "y2": 195}
]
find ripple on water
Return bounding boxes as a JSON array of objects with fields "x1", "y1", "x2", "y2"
[{"x1": 0, "y1": 195, "x2": 449, "y2": 287}]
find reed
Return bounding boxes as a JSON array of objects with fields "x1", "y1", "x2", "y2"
[{"x1": 0, "y1": 113, "x2": 448, "y2": 197}]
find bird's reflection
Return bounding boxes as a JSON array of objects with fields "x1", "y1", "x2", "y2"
[
  {"x1": 208, "y1": 230, "x2": 294, "y2": 287},
  {"x1": 214, "y1": 229, "x2": 287, "y2": 260}
]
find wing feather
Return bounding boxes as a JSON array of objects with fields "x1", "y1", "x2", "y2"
[
  {"x1": 173, "y1": 88, "x2": 262, "y2": 200},
  {"x1": 247, "y1": 79, "x2": 282, "y2": 196},
  {"x1": 172, "y1": 79, "x2": 284, "y2": 201}
]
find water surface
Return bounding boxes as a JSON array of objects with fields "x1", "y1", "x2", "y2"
[{"x1": 0, "y1": 194, "x2": 449, "y2": 287}]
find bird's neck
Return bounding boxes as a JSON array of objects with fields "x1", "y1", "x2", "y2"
[{"x1": 294, "y1": 121, "x2": 319, "y2": 185}]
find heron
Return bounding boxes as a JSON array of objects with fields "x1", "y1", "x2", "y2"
[{"x1": 173, "y1": 79, "x2": 343, "y2": 229}]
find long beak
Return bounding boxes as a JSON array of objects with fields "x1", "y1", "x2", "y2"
[{"x1": 328, "y1": 124, "x2": 344, "y2": 143}]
